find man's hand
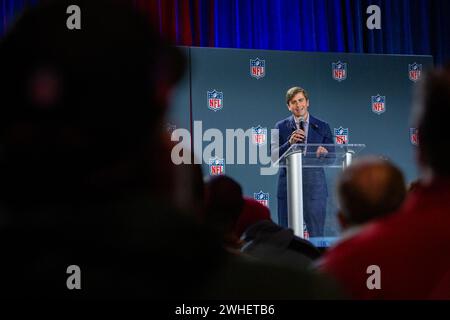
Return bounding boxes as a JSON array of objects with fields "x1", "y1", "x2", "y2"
[
  {"x1": 316, "y1": 146, "x2": 328, "y2": 158},
  {"x1": 289, "y1": 129, "x2": 305, "y2": 145}
]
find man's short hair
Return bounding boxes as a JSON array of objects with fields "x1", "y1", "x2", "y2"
[
  {"x1": 337, "y1": 157, "x2": 406, "y2": 225},
  {"x1": 286, "y1": 87, "x2": 309, "y2": 105}
]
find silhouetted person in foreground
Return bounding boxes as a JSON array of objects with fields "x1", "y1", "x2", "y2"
[
  {"x1": 0, "y1": 0, "x2": 208, "y2": 299},
  {"x1": 0, "y1": 1, "x2": 342, "y2": 299},
  {"x1": 204, "y1": 175, "x2": 245, "y2": 251},
  {"x1": 318, "y1": 65, "x2": 450, "y2": 299},
  {"x1": 336, "y1": 156, "x2": 406, "y2": 236}
]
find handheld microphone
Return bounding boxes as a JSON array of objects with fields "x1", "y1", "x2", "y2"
[
  {"x1": 290, "y1": 117, "x2": 305, "y2": 144},
  {"x1": 299, "y1": 117, "x2": 305, "y2": 131}
]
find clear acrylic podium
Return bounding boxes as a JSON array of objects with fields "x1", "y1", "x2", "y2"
[{"x1": 274, "y1": 143, "x2": 366, "y2": 239}]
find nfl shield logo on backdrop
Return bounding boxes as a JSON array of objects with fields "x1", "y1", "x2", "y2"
[
  {"x1": 207, "y1": 90, "x2": 223, "y2": 112},
  {"x1": 254, "y1": 191, "x2": 269, "y2": 207},
  {"x1": 252, "y1": 125, "x2": 267, "y2": 145},
  {"x1": 410, "y1": 128, "x2": 419, "y2": 146},
  {"x1": 334, "y1": 127, "x2": 349, "y2": 144},
  {"x1": 209, "y1": 158, "x2": 225, "y2": 175},
  {"x1": 372, "y1": 94, "x2": 386, "y2": 115},
  {"x1": 332, "y1": 61, "x2": 347, "y2": 82},
  {"x1": 250, "y1": 58, "x2": 265, "y2": 79},
  {"x1": 409, "y1": 63, "x2": 422, "y2": 82}
]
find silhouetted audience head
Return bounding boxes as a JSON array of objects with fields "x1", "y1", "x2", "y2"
[
  {"x1": 204, "y1": 175, "x2": 244, "y2": 247},
  {"x1": 0, "y1": 0, "x2": 186, "y2": 209},
  {"x1": 173, "y1": 162, "x2": 206, "y2": 219},
  {"x1": 336, "y1": 156, "x2": 406, "y2": 229},
  {"x1": 0, "y1": 0, "x2": 215, "y2": 299},
  {"x1": 414, "y1": 64, "x2": 450, "y2": 177},
  {"x1": 234, "y1": 197, "x2": 271, "y2": 238}
]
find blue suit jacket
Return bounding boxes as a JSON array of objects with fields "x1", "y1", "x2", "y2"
[{"x1": 274, "y1": 114, "x2": 334, "y2": 200}]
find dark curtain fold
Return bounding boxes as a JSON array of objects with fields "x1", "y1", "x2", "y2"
[
  {"x1": 1, "y1": 0, "x2": 449, "y2": 65},
  {"x1": 0, "y1": 0, "x2": 38, "y2": 36}
]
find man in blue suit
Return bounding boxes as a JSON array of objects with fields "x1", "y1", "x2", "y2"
[{"x1": 271, "y1": 87, "x2": 334, "y2": 237}]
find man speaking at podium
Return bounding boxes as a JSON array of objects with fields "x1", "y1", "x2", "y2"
[{"x1": 272, "y1": 87, "x2": 334, "y2": 237}]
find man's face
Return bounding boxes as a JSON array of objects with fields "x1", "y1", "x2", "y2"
[{"x1": 288, "y1": 92, "x2": 309, "y2": 118}]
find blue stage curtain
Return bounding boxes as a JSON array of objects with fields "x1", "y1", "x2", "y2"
[
  {"x1": 191, "y1": 0, "x2": 449, "y2": 65},
  {"x1": 0, "y1": 0, "x2": 38, "y2": 36},
  {"x1": 1, "y1": 0, "x2": 449, "y2": 65}
]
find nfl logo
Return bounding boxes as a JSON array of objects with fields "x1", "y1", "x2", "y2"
[
  {"x1": 371, "y1": 94, "x2": 386, "y2": 115},
  {"x1": 332, "y1": 61, "x2": 347, "y2": 82},
  {"x1": 209, "y1": 158, "x2": 224, "y2": 175},
  {"x1": 252, "y1": 125, "x2": 267, "y2": 145},
  {"x1": 250, "y1": 58, "x2": 265, "y2": 79},
  {"x1": 334, "y1": 127, "x2": 349, "y2": 144},
  {"x1": 254, "y1": 191, "x2": 269, "y2": 207},
  {"x1": 409, "y1": 63, "x2": 422, "y2": 82},
  {"x1": 410, "y1": 128, "x2": 419, "y2": 146},
  {"x1": 207, "y1": 90, "x2": 223, "y2": 112}
]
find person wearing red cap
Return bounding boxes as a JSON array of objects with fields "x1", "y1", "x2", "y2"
[{"x1": 234, "y1": 197, "x2": 271, "y2": 237}]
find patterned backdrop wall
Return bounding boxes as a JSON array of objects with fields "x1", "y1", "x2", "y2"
[{"x1": 168, "y1": 47, "x2": 433, "y2": 245}]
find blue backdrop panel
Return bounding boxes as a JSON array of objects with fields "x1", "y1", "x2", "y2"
[
  {"x1": 167, "y1": 47, "x2": 191, "y2": 133},
  {"x1": 183, "y1": 47, "x2": 432, "y2": 239}
]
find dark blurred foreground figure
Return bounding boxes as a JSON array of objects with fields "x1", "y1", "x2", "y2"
[
  {"x1": 0, "y1": 0, "x2": 341, "y2": 299},
  {"x1": 318, "y1": 65, "x2": 450, "y2": 299},
  {"x1": 204, "y1": 175, "x2": 245, "y2": 250}
]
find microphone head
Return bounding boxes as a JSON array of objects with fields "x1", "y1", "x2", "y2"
[{"x1": 299, "y1": 117, "x2": 305, "y2": 130}]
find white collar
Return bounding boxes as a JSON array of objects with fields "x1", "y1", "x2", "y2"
[{"x1": 294, "y1": 113, "x2": 309, "y2": 123}]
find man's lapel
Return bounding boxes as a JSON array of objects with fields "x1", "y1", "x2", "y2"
[
  {"x1": 307, "y1": 115, "x2": 317, "y2": 144},
  {"x1": 289, "y1": 115, "x2": 296, "y2": 131}
]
